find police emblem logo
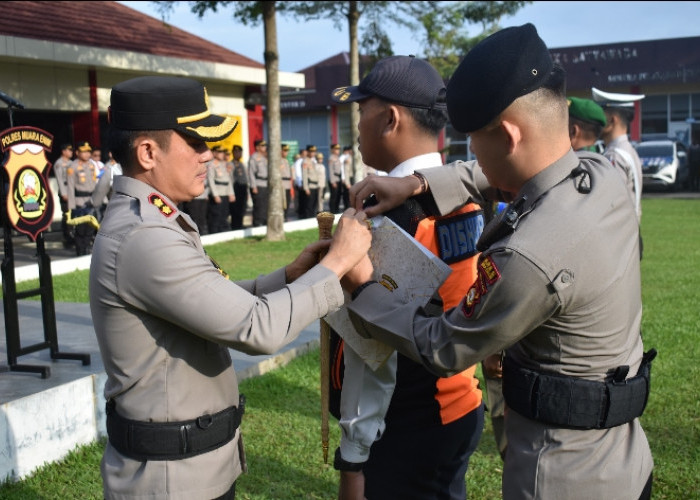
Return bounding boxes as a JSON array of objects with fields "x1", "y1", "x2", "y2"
[
  {"x1": 1, "y1": 126, "x2": 55, "y2": 241},
  {"x1": 148, "y1": 193, "x2": 176, "y2": 217},
  {"x1": 461, "y1": 255, "x2": 500, "y2": 318}
]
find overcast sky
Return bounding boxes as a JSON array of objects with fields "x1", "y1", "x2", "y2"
[{"x1": 120, "y1": 1, "x2": 700, "y2": 72}]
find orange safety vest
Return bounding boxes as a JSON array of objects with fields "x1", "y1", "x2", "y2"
[
  {"x1": 414, "y1": 202, "x2": 484, "y2": 424},
  {"x1": 329, "y1": 201, "x2": 485, "y2": 427}
]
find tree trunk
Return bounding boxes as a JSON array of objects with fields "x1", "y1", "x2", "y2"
[
  {"x1": 263, "y1": 0, "x2": 285, "y2": 241},
  {"x1": 348, "y1": 1, "x2": 362, "y2": 184}
]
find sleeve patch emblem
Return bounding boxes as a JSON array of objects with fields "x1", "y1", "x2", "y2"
[{"x1": 461, "y1": 255, "x2": 501, "y2": 318}]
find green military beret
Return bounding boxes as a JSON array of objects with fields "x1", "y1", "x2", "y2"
[{"x1": 568, "y1": 97, "x2": 606, "y2": 127}]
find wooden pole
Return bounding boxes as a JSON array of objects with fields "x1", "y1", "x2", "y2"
[{"x1": 316, "y1": 211, "x2": 335, "y2": 464}]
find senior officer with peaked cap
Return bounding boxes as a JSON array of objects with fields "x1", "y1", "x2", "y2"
[
  {"x1": 90, "y1": 76, "x2": 371, "y2": 500},
  {"x1": 344, "y1": 24, "x2": 656, "y2": 500}
]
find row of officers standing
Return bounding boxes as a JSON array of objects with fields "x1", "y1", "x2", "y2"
[
  {"x1": 51, "y1": 138, "x2": 362, "y2": 250},
  {"x1": 184, "y1": 140, "x2": 357, "y2": 234}
]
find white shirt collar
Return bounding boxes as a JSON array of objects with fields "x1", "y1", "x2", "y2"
[{"x1": 387, "y1": 152, "x2": 443, "y2": 178}]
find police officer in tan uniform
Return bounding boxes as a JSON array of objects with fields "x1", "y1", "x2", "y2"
[
  {"x1": 346, "y1": 24, "x2": 655, "y2": 500},
  {"x1": 301, "y1": 144, "x2": 320, "y2": 218},
  {"x1": 248, "y1": 139, "x2": 268, "y2": 227},
  {"x1": 67, "y1": 141, "x2": 98, "y2": 255},
  {"x1": 207, "y1": 145, "x2": 235, "y2": 233},
  {"x1": 229, "y1": 144, "x2": 248, "y2": 230},
  {"x1": 280, "y1": 143, "x2": 293, "y2": 220},
  {"x1": 328, "y1": 143, "x2": 345, "y2": 213},
  {"x1": 53, "y1": 143, "x2": 75, "y2": 248},
  {"x1": 91, "y1": 75, "x2": 372, "y2": 500}
]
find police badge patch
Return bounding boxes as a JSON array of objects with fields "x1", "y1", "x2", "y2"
[
  {"x1": 1, "y1": 126, "x2": 55, "y2": 241},
  {"x1": 461, "y1": 255, "x2": 501, "y2": 318}
]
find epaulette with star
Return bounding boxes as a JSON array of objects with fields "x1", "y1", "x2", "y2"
[{"x1": 148, "y1": 193, "x2": 176, "y2": 217}]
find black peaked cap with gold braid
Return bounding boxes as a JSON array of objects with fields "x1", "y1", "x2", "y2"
[{"x1": 109, "y1": 76, "x2": 238, "y2": 142}]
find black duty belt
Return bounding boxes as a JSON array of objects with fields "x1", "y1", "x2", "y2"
[
  {"x1": 214, "y1": 180, "x2": 230, "y2": 185},
  {"x1": 503, "y1": 349, "x2": 656, "y2": 429},
  {"x1": 106, "y1": 394, "x2": 245, "y2": 461},
  {"x1": 75, "y1": 189, "x2": 93, "y2": 197}
]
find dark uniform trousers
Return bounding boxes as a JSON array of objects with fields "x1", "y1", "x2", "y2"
[
  {"x1": 296, "y1": 187, "x2": 307, "y2": 219},
  {"x1": 230, "y1": 183, "x2": 248, "y2": 229},
  {"x1": 208, "y1": 198, "x2": 231, "y2": 234},
  {"x1": 364, "y1": 404, "x2": 484, "y2": 500},
  {"x1": 284, "y1": 189, "x2": 292, "y2": 220},
  {"x1": 251, "y1": 186, "x2": 269, "y2": 227},
  {"x1": 183, "y1": 199, "x2": 209, "y2": 235},
  {"x1": 303, "y1": 188, "x2": 319, "y2": 219},
  {"x1": 60, "y1": 198, "x2": 74, "y2": 247},
  {"x1": 329, "y1": 183, "x2": 350, "y2": 213}
]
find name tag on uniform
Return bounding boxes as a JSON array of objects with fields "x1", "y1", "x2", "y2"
[{"x1": 435, "y1": 210, "x2": 484, "y2": 264}]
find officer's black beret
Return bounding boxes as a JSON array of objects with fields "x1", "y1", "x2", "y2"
[
  {"x1": 306, "y1": 145, "x2": 317, "y2": 152},
  {"x1": 446, "y1": 23, "x2": 553, "y2": 133},
  {"x1": 330, "y1": 55, "x2": 446, "y2": 110},
  {"x1": 76, "y1": 141, "x2": 92, "y2": 152},
  {"x1": 254, "y1": 139, "x2": 266, "y2": 147},
  {"x1": 109, "y1": 76, "x2": 238, "y2": 142},
  {"x1": 61, "y1": 143, "x2": 73, "y2": 151},
  {"x1": 232, "y1": 145, "x2": 243, "y2": 152}
]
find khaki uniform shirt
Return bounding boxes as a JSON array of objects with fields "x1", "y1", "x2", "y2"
[
  {"x1": 247, "y1": 152, "x2": 268, "y2": 189},
  {"x1": 280, "y1": 158, "x2": 293, "y2": 190},
  {"x1": 328, "y1": 153, "x2": 342, "y2": 185},
  {"x1": 302, "y1": 157, "x2": 319, "y2": 191},
  {"x1": 66, "y1": 159, "x2": 98, "y2": 209},
  {"x1": 315, "y1": 161, "x2": 326, "y2": 190},
  {"x1": 207, "y1": 159, "x2": 234, "y2": 197},
  {"x1": 348, "y1": 150, "x2": 653, "y2": 499},
  {"x1": 342, "y1": 154, "x2": 354, "y2": 186},
  {"x1": 54, "y1": 156, "x2": 72, "y2": 198},
  {"x1": 90, "y1": 175, "x2": 344, "y2": 500},
  {"x1": 231, "y1": 159, "x2": 248, "y2": 186}
]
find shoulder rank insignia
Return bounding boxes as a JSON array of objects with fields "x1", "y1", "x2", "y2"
[{"x1": 148, "y1": 193, "x2": 176, "y2": 217}]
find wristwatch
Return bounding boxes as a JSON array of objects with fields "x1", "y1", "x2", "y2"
[{"x1": 333, "y1": 447, "x2": 365, "y2": 472}]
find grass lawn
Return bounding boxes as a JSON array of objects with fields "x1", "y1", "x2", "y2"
[{"x1": 1, "y1": 198, "x2": 698, "y2": 499}]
